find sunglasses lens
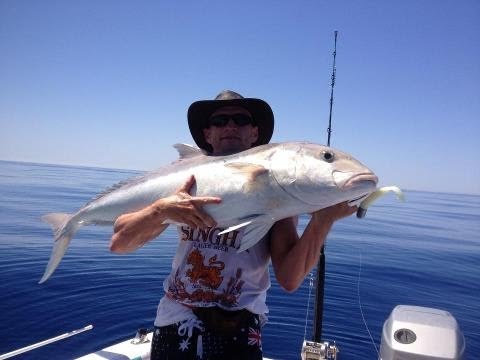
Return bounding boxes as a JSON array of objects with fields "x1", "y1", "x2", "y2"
[
  {"x1": 208, "y1": 115, "x2": 229, "y2": 127},
  {"x1": 208, "y1": 114, "x2": 254, "y2": 127},
  {"x1": 231, "y1": 114, "x2": 254, "y2": 126}
]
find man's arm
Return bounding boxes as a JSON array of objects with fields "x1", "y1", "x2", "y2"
[
  {"x1": 110, "y1": 175, "x2": 221, "y2": 253},
  {"x1": 269, "y1": 202, "x2": 356, "y2": 292}
]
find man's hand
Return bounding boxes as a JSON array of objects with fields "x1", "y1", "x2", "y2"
[{"x1": 154, "y1": 175, "x2": 222, "y2": 229}]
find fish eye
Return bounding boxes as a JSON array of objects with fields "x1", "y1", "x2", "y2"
[{"x1": 322, "y1": 151, "x2": 334, "y2": 163}]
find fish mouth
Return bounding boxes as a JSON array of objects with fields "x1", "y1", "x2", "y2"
[
  {"x1": 349, "y1": 193, "x2": 369, "y2": 203},
  {"x1": 347, "y1": 193, "x2": 372, "y2": 208},
  {"x1": 334, "y1": 172, "x2": 378, "y2": 190}
]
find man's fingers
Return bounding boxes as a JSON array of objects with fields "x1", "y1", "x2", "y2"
[
  {"x1": 340, "y1": 201, "x2": 357, "y2": 215},
  {"x1": 166, "y1": 197, "x2": 219, "y2": 228},
  {"x1": 184, "y1": 214, "x2": 204, "y2": 229},
  {"x1": 195, "y1": 210, "x2": 217, "y2": 227},
  {"x1": 311, "y1": 201, "x2": 357, "y2": 222},
  {"x1": 171, "y1": 178, "x2": 221, "y2": 228},
  {"x1": 182, "y1": 211, "x2": 215, "y2": 229},
  {"x1": 177, "y1": 175, "x2": 196, "y2": 194},
  {"x1": 191, "y1": 196, "x2": 222, "y2": 205},
  {"x1": 333, "y1": 201, "x2": 357, "y2": 219}
]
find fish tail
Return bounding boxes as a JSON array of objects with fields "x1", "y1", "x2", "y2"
[
  {"x1": 42, "y1": 213, "x2": 72, "y2": 235},
  {"x1": 39, "y1": 213, "x2": 79, "y2": 284}
]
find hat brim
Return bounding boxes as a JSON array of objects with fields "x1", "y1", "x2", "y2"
[{"x1": 188, "y1": 97, "x2": 274, "y2": 152}]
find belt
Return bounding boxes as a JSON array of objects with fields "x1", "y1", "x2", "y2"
[{"x1": 192, "y1": 306, "x2": 255, "y2": 336}]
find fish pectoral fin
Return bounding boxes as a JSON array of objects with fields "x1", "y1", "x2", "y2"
[
  {"x1": 217, "y1": 221, "x2": 253, "y2": 235},
  {"x1": 218, "y1": 212, "x2": 269, "y2": 235},
  {"x1": 224, "y1": 162, "x2": 269, "y2": 182},
  {"x1": 237, "y1": 219, "x2": 274, "y2": 252},
  {"x1": 218, "y1": 215, "x2": 273, "y2": 252}
]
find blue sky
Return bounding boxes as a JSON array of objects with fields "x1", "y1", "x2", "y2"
[{"x1": 1, "y1": 1, "x2": 479, "y2": 195}]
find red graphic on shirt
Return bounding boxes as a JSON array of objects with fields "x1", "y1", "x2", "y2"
[
  {"x1": 186, "y1": 249, "x2": 225, "y2": 289},
  {"x1": 168, "y1": 249, "x2": 244, "y2": 307},
  {"x1": 222, "y1": 268, "x2": 245, "y2": 306}
]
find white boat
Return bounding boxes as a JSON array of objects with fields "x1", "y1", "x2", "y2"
[
  {"x1": 75, "y1": 328, "x2": 275, "y2": 360},
  {"x1": 75, "y1": 330, "x2": 152, "y2": 360},
  {"x1": 73, "y1": 305, "x2": 464, "y2": 360},
  {"x1": 0, "y1": 303, "x2": 465, "y2": 360}
]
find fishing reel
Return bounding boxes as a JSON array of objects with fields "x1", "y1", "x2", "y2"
[{"x1": 301, "y1": 340, "x2": 339, "y2": 360}]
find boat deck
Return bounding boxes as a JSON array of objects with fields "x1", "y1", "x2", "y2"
[{"x1": 76, "y1": 332, "x2": 274, "y2": 360}]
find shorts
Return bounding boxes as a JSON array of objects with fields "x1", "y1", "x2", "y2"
[{"x1": 150, "y1": 309, "x2": 263, "y2": 360}]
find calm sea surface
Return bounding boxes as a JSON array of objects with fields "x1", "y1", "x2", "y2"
[{"x1": 0, "y1": 160, "x2": 478, "y2": 359}]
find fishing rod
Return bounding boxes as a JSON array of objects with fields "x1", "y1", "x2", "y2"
[
  {"x1": 0, "y1": 325, "x2": 93, "y2": 359},
  {"x1": 313, "y1": 30, "x2": 338, "y2": 343},
  {"x1": 326, "y1": 31, "x2": 338, "y2": 147}
]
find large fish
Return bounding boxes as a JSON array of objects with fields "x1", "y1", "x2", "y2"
[{"x1": 40, "y1": 142, "x2": 378, "y2": 283}]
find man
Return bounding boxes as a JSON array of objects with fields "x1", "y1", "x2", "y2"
[{"x1": 110, "y1": 90, "x2": 356, "y2": 360}]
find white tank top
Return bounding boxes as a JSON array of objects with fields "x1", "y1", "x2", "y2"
[{"x1": 154, "y1": 225, "x2": 271, "y2": 327}]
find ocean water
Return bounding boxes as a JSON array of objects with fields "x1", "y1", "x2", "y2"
[{"x1": 0, "y1": 160, "x2": 478, "y2": 359}]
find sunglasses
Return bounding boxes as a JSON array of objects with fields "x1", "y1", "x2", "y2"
[{"x1": 207, "y1": 113, "x2": 255, "y2": 128}]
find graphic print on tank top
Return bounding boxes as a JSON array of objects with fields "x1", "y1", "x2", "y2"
[{"x1": 167, "y1": 225, "x2": 256, "y2": 308}]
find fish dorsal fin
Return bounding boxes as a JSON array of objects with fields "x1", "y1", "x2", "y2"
[
  {"x1": 225, "y1": 162, "x2": 269, "y2": 182},
  {"x1": 173, "y1": 143, "x2": 205, "y2": 159}
]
